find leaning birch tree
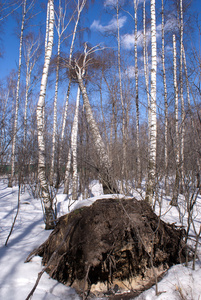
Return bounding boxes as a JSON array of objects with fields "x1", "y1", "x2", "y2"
[
  {"x1": 68, "y1": 86, "x2": 80, "y2": 199},
  {"x1": 36, "y1": 0, "x2": 55, "y2": 229},
  {"x1": 145, "y1": 0, "x2": 157, "y2": 205},
  {"x1": 73, "y1": 44, "x2": 119, "y2": 194}
]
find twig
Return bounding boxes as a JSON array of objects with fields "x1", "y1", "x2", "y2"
[
  {"x1": 5, "y1": 177, "x2": 21, "y2": 246},
  {"x1": 25, "y1": 217, "x2": 77, "y2": 300}
]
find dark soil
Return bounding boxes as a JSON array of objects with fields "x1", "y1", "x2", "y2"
[{"x1": 27, "y1": 198, "x2": 189, "y2": 299}]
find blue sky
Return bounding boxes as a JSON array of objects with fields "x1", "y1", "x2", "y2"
[{"x1": 0, "y1": 0, "x2": 200, "y2": 86}]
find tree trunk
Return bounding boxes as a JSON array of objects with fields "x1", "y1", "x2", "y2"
[
  {"x1": 117, "y1": 1, "x2": 127, "y2": 191},
  {"x1": 37, "y1": 0, "x2": 55, "y2": 229},
  {"x1": 64, "y1": 148, "x2": 71, "y2": 195},
  {"x1": 8, "y1": 0, "x2": 26, "y2": 187},
  {"x1": 24, "y1": 36, "x2": 40, "y2": 148},
  {"x1": 171, "y1": 34, "x2": 180, "y2": 206},
  {"x1": 143, "y1": 0, "x2": 151, "y2": 172},
  {"x1": 145, "y1": 0, "x2": 157, "y2": 205},
  {"x1": 49, "y1": 4, "x2": 61, "y2": 186},
  {"x1": 77, "y1": 72, "x2": 118, "y2": 194},
  {"x1": 71, "y1": 86, "x2": 80, "y2": 200},
  {"x1": 162, "y1": 0, "x2": 169, "y2": 194},
  {"x1": 134, "y1": 0, "x2": 141, "y2": 188},
  {"x1": 58, "y1": 0, "x2": 86, "y2": 186},
  {"x1": 179, "y1": 0, "x2": 185, "y2": 192}
]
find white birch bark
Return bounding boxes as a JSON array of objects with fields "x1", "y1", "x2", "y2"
[
  {"x1": 49, "y1": 2, "x2": 61, "y2": 186},
  {"x1": 45, "y1": 0, "x2": 50, "y2": 53},
  {"x1": 60, "y1": 0, "x2": 86, "y2": 189},
  {"x1": 8, "y1": 0, "x2": 27, "y2": 187},
  {"x1": 60, "y1": 0, "x2": 86, "y2": 145},
  {"x1": 24, "y1": 37, "x2": 40, "y2": 147},
  {"x1": 74, "y1": 48, "x2": 118, "y2": 193},
  {"x1": 162, "y1": 0, "x2": 168, "y2": 193},
  {"x1": 71, "y1": 86, "x2": 80, "y2": 199},
  {"x1": 134, "y1": 0, "x2": 141, "y2": 188},
  {"x1": 64, "y1": 148, "x2": 71, "y2": 194},
  {"x1": 173, "y1": 34, "x2": 179, "y2": 166},
  {"x1": 171, "y1": 34, "x2": 180, "y2": 206},
  {"x1": 116, "y1": 0, "x2": 126, "y2": 190},
  {"x1": 143, "y1": 0, "x2": 150, "y2": 152},
  {"x1": 145, "y1": 0, "x2": 157, "y2": 205},
  {"x1": 0, "y1": 91, "x2": 9, "y2": 156},
  {"x1": 182, "y1": 44, "x2": 190, "y2": 109},
  {"x1": 180, "y1": 0, "x2": 185, "y2": 190},
  {"x1": 63, "y1": 86, "x2": 80, "y2": 197},
  {"x1": 37, "y1": 0, "x2": 55, "y2": 229}
]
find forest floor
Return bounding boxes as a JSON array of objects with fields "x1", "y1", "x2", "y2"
[{"x1": 0, "y1": 177, "x2": 201, "y2": 300}]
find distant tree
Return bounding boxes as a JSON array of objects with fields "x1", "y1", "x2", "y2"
[
  {"x1": 23, "y1": 32, "x2": 41, "y2": 148},
  {"x1": 8, "y1": 0, "x2": 27, "y2": 187},
  {"x1": 134, "y1": 0, "x2": 141, "y2": 188},
  {"x1": 161, "y1": 0, "x2": 169, "y2": 194}
]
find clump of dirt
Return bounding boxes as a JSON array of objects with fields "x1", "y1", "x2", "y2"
[{"x1": 27, "y1": 198, "x2": 189, "y2": 299}]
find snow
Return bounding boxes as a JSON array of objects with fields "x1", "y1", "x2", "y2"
[{"x1": 0, "y1": 178, "x2": 201, "y2": 300}]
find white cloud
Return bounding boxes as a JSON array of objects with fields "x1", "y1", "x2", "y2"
[
  {"x1": 90, "y1": 15, "x2": 127, "y2": 33},
  {"x1": 104, "y1": 0, "x2": 125, "y2": 7},
  {"x1": 121, "y1": 30, "x2": 147, "y2": 50},
  {"x1": 121, "y1": 33, "x2": 134, "y2": 49},
  {"x1": 124, "y1": 65, "x2": 135, "y2": 79},
  {"x1": 104, "y1": 0, "x2": 117, "y2": 6},
  {"x1": 164, "y1": 16, "x2": 179, "y2": 32},
  {"x1": 121, "y1": 23, "x2": 165, "y2": 50}
]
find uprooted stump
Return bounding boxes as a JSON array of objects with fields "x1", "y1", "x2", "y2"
[{"x1": 26, "y1": 198, "x2": 190, "y2": 299}]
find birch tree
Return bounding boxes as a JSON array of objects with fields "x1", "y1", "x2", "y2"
[
  {"x1": 143, "y1": 0, "x2": 150, "y2": 159},
  {"x1": 60, "y1": 0, "x2": 87, "y2": 143},
  {"x1": 134, "y1": 0, "x2": 141, "y2": 188},
  {"x1": 116, "y1": 0, "x2": 127, "y2": 190},
  {"x1": 8, "y1": 0, "x2": 27, "y2": 187},
  {"x1": 73, "y1": 44, "x2": 119, "y2": 194},
  {"x1": 171, "y1": 34, "x2": 180, "y2": 206},
  {"x1": 49, "y1": 0, "x2": 74, "y2": 186},
  {"x1": 23, "y1": 33, "x2": 40, "y2": 148},
  {"x1": 145, "y1": 0, "x2": 157, "y2": 205},
  {"x1": 70, "y1": 86, "x2": 80, "y2": 199},
  {"x1": 179, "y1": 0, "x2": 185, "y2": 191},
  {"x1": 49, "y1": 0, "x2": 62, "y2": 186},
  {"x1": 37, "y1": 0, "x2": 55, "y2": 229},
  {"x1": 58, "y1": 0, "x2": 86, "y2": 188},
  {"x1": 161, "y1": 0, "x2": 168, "y2": 193}
]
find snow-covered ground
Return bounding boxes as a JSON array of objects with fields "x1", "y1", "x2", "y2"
[{"x1": 0, "y1": 178, "x2": 201, "y2": 300}]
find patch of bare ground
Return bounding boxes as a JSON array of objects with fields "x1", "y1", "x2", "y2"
[{"x1": 26, "y1": 198, "x2": 190, "y2": 299}]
